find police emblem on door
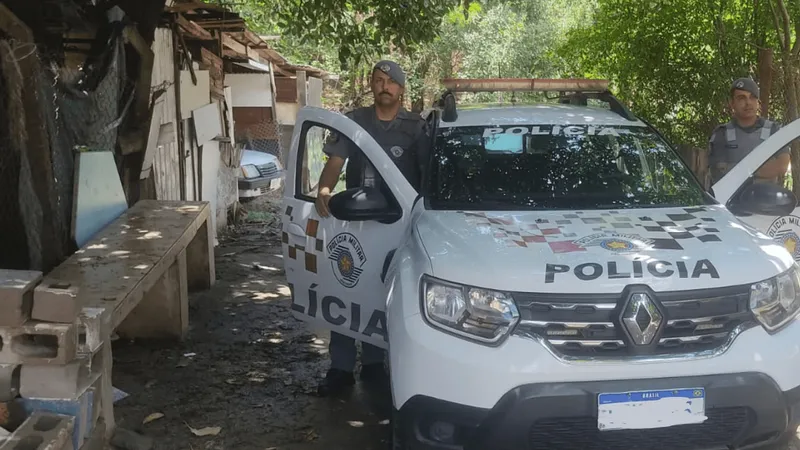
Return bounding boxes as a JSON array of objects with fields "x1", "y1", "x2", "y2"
[
  {"x1": 767, "y1": 215, "x2": 800, "y2": 261},
  {"x1": 327, "y1": 232, "x2": 367, "y2": 288}
]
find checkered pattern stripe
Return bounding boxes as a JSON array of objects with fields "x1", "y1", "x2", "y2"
[
  {"x1": 282, "y1": 205, "x2": 324, "y2": 274},
  {"x1": 460, "y1": 207, "x2": 722, "y2": 253}
]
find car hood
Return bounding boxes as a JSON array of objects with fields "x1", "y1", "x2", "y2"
[
  {"x1": 240, "y1": 149, "x2": 279, "y2": 166},
  {"x1": 415, "y1": 205, "x2": 793, "y2": 294}
]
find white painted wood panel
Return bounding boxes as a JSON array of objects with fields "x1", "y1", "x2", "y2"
[
  {"x1": 150, "y1": 27, "x2": 181, "y2": 200},
  {"x1": 226, "y1": 73, "x2": 273, "y2": 107}
]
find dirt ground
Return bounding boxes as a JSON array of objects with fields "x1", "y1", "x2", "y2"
[
  {"x1": 111, "y1": 195, "x2": 390, "y2": 450},
  {"x1": 109, "y1": 194, "x2": 800, "y2": 450}
]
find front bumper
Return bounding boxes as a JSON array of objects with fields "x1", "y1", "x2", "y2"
[
  {"x1": 238, "y1": 173, "x2": 283, "y2": 197},
  {"x1": 395, "y1": 373, "x2": 800, "y2": 450}
]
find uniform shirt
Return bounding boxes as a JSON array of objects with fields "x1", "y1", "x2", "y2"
[
  {"x1": 708, "y1": 117, "x2": 789, "y2": 184},
  {"x1": 322, "y1": 106, "x2": 430, "y2": 191}
]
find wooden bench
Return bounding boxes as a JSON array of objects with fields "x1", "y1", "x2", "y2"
[{"x1": 37, "y1": 199, "x2": 215, "y2": 438}]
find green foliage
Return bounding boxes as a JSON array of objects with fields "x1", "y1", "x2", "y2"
[
  {"x1": 234, "y1": 0, "x2": 455, "y2": 71},
  {"x1": 558, "y1": 0, "x2": 786, "y2": 149}
]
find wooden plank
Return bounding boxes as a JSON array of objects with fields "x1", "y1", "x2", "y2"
[
  {"x1": 123, "y1": 25, "x2": 155, "y2": 124},
  {"x1": 167, "y1": 2, "x2": 228, "y2": 13},
  {"x1": 200, "y1": 47, "x2": 224, "y2": 100},
  {"x1": 268, "y1": 61, "x2": 279, "y2": 120},
  {"x1": 0, "y1": 4, "x2": 34, "y2": 42},
  {"x1": 221, "y1": 33, "x2": 250, "y2": 59},
  {"x1": 274, "y1": 77, "x2": 298, "y2": 103},
  {"x1": 175, "y1": 13, "x2": 214, "y2": 41},
  {"x1": 40, "y1": 200, "x2": 210, "y2": 331}
]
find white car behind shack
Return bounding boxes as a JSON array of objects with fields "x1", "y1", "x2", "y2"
[
  {"x1": 238, "y1": 149, "x2": 284, "y2": 200},
  {"x1": 281, "y1": 78, "x2": 800, "y2": 450}
]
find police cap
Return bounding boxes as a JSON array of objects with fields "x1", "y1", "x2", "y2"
[
  {"x1": 373, "y1": 60, "x2": 406, "y2": 88},
  {"x1": 731, "y1": 78, "x2": 760, "y2": 99}
]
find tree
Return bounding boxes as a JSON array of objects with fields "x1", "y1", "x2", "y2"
[
  {"x1": 233, "y1": 0, "x2": 455, "y2": 70},
  {"x1": 560, "y1": 0, "x2": 761, "y2": 150},
  {"x1": 766, "y1": 0, "x2": 800, "y2": 191}
]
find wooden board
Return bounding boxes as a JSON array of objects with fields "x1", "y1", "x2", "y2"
[
  {"x1": 42, "y1": 200, "x2": 211, "y2": 331},
  {"x1": 192, "y1": 102, "x2": 223, "y2": 146},
  {"x1": 179, "y1": 70, "x2": 210, "y2": 120}
]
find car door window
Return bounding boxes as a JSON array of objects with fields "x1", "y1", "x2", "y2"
[{"x1": 298, "y1": 124, "x2": 348, "y2": 198}]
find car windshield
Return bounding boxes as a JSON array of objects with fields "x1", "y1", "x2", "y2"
[{"x1": 426, "y1": 124, "x2": 711, "y2": 210}]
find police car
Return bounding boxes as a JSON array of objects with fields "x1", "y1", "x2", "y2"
[{"x1": 281, "y1": 78, "x2": 800, "y2": 449}]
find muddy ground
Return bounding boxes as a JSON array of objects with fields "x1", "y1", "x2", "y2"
[
  {"x1": 109, "y1": 194, "x2": 800, "y2": 450},
  {"x1": 111, "y1": 194, "x2": 390, "y2": 450}
]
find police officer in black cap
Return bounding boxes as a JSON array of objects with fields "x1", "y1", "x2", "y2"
[
  {"x1": 313, "y1": 59, "x2": 430, "y2": 396},
  {"x1": 708, "y1": 77, "x2": 790, "y2": 185}
]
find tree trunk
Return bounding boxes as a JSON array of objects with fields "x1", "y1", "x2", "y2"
[{"x1": 783, "y1": 54, "x2": 800, "y2": 194}]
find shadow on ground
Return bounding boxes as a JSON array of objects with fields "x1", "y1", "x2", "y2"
[{"x1": 110, "y1": 198, "x2": 390, "y2": 450}]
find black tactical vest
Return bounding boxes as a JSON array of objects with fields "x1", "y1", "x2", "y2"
[{"x1": 344, "y1": 107, "x2": 424, "y2": 191}]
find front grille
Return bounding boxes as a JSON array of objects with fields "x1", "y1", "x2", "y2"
[
  {"x1": 512, "y1": 285, "x2": 756, "y2": 359},
  {"x1": 257, "y1": 162, "x2": 278, "y2": 178},
  {"x1": 528, "y1": 407, "x2": 752, "y2": 450}
]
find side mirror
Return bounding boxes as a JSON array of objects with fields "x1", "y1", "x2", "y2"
[
  {"x1": 730, "y1": 181, "x2": 797, "y2": 216},
  {"x1": 328, "y1": 187, "x2": 402, "y2": 223}
]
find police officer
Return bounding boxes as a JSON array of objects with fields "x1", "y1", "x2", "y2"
[
  {"x1": 708, "y1": 77, "x2": 790, "y2": 185},
  {"x1": 313, "y1": 60, "x2": 430, "y2": 396}
]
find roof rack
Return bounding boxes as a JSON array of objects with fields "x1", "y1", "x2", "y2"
[{"x1": 433, "y1": 78, "x2": 638, "y2": 123}]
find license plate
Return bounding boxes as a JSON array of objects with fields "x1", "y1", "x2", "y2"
[{"x1": 597, "y1": 388, "x2": 707, "y2": 431}]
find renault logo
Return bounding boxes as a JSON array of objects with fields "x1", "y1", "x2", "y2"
[{"x1": 621, "y1": 293, "x2": 663, "y2": 345}]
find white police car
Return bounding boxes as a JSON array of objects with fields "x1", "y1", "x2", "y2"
[{"x1": 281, "y1": 78, "x2": 800, "y2": 449}]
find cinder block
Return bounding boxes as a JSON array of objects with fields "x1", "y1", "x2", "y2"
[
  {"x1": 0, "y1": 411, "x2": 75, "y2": 450},
  {"x1": 76, "y1": 308, "x2": 109, "y2": 355},
  {"x1": 32, "y1": 281, "x2": 81, "y2": 324},
  {"x1": 0, "y1": 322, "x2": 78, "y2": 365},
  {"x1": 0, "y1": 364, "x2": 20, "y2": 401},
  {"x1": 20, "y1": 354, "x2": 92, "y2": 399},
  {"x1": 15, "y1": 377, "x2": 98, "y2": 450},
  {"x1": 0, "y1": 270, "x2": 43, "y2": 327}
]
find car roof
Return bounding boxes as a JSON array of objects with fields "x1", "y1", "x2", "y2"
[{"x1": 436, "y1": 103, "x2": 649, "y2": 128}]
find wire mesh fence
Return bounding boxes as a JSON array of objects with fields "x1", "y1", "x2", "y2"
[
  {"x1": 234, "y1": 119, "x2": 286, "y2": 165},
  {"x1": 0, "y1": 32, "x2": 131, "y2": 272}
]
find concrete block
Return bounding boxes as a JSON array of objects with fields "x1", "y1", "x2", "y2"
[
  {"x1": 19, "y1": 355, "x2": 92, "y2": 399},
  {"x1": 0, "y1": 322, "x2": 77, "y2": 365},
  {"x1": 0, "y1": 364, "x2": 20, "y2": 401},
  {"x1": 0, "y1": 270, "x2": 42, "y2": 327},
  {"x1": 15, "y1": 377, "x2": 98, "y2": 450},
  {"x1": 0, "y1": 411, "x2": 75, "y2": 450},
  {"x1": 32, "y1": 282, "x2": 81, "y2": 324}
]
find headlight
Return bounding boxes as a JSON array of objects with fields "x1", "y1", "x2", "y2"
[
  {"x1": 750, "y1": 265, "x2": 800, "y2": 332},
  {"x1": 422, "y1": 276, "x2": 520, "y2": 344},
  {"x1": 241, "y1": 164, "x2": 260, "y2": 179}
]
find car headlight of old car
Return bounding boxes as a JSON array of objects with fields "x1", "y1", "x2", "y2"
[
  {"x1": 750, "y1": 264, "x2": 800, "y2": 332},
  {"x1": 421, "y1": 276, "x2": 520, "y2": 344},
  {"x1": 241, "y1": 164, "x2": 260, "y2": 179}
]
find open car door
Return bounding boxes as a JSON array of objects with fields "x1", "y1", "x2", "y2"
[
  {"x1": 281, "y1": 106, "x2": 418, "y2": 349},
  {"x1": 713, "y1": 118, "x2": 800, "y2": 258}
]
